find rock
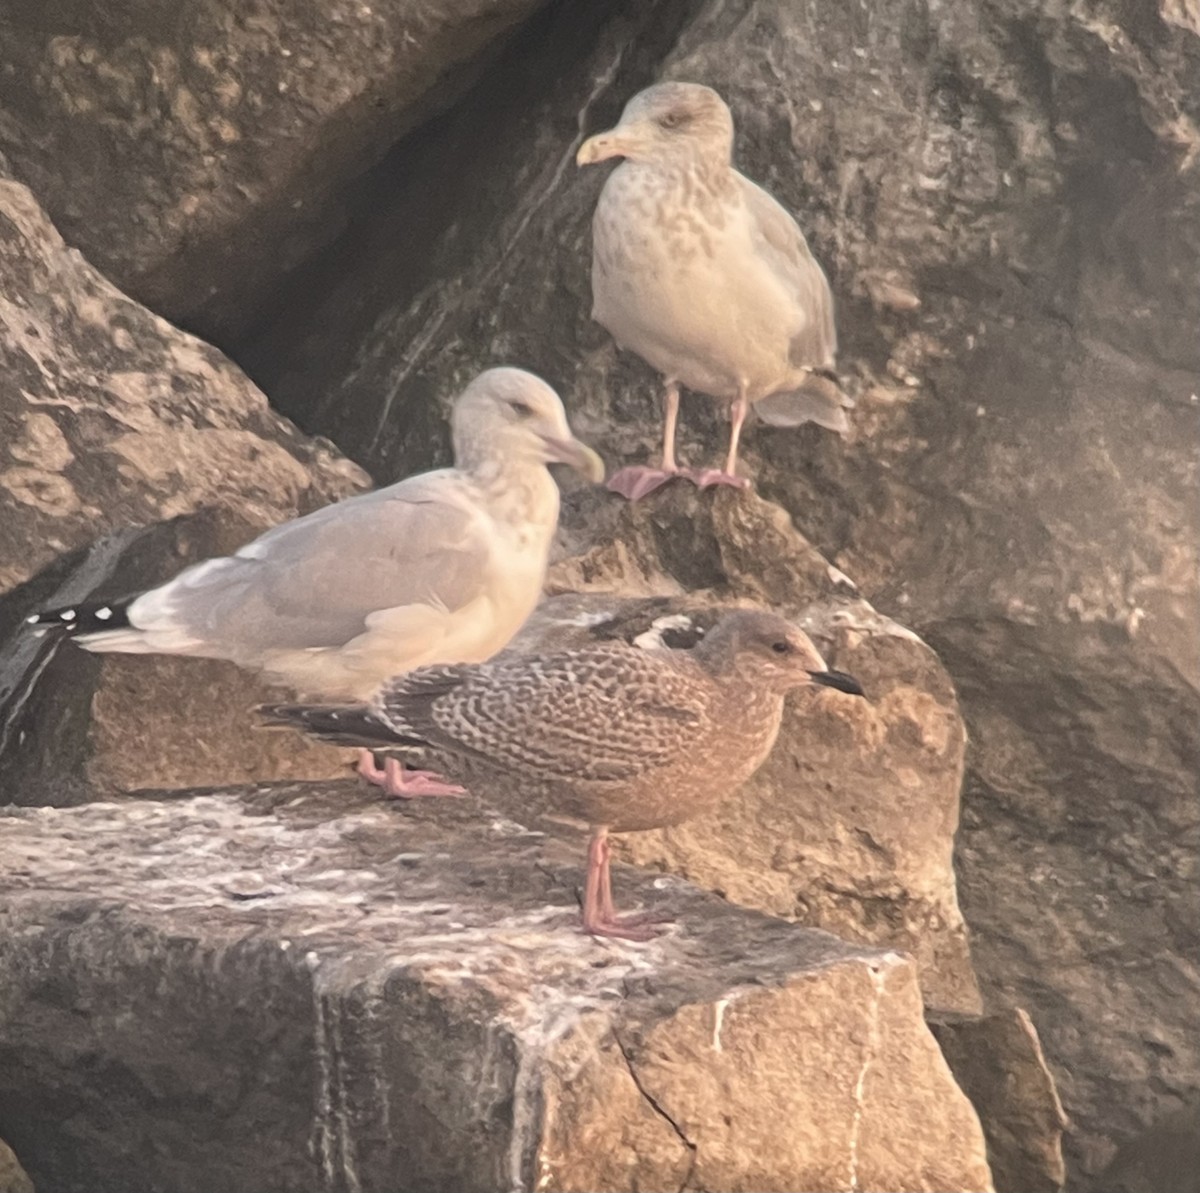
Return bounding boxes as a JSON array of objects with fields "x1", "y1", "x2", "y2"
[
  {"x1": 0, "y1": 177, "x2": 366, "y2": 596},
  {"x1": 0, "y1": 783, "x2": 993, "y2": 1193},
  {"x1": 0, "y1": 178, "x2": 368, "y2": 803},
  {"x1": 528, "y1": 484, "x2": 980, "y2": 1017},
  {"x1": 944, "y1": 623, "x2": 1199, "y2": 1188},
  {"x1": 1100, "y1": 1104, "x2": 1200, "y2": 1193},
  {"x1": 0, "y1": 1140, "x2": 33, "y2": 1193},
  {"x1": 233, "y1": 0, "x2": 1200, "y2": 1184},
  {"x1": 0, "y1": 0, "x2": 548, "y2": 338},
  {"x1": 931, "y1": 1008, "x2": 1068, "y2": 1193}
]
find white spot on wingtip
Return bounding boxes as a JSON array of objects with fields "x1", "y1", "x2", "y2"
[
  {"x1": 632, "y1": 614, "x2": 695, "y2": 651},
  {"x1": 94, "y1": 606, "x2": 113, "y2": 620},
  {"x1": 59, "y1": 608, "x2": 76, "y2": 621}
]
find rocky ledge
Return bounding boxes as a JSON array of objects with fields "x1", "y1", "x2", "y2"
[{"x1": 0, "y1": 784, "x2": 992, "y2": 1193}]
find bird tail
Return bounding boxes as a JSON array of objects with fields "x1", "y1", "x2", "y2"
[
  {"x1": 257, "y1": 703, "x2": 425, "y2": 750},
  {"x1": 756, "y1": 371, "x2": 854, "y2": 434},
  {"x1": 25, "y1": 597, "x2": 139, "y2": 643}
]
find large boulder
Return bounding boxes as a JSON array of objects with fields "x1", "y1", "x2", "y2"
[
  {"x1": 0, "y1": 177, "x2": 368, "y2": 802},
  {"x1": 0, "y1": 0, "x2": 549, "y2": 338},
  {"x1": 0, "y1": 177, "x2": 366, "y2": 597},
  {"x1": 0, "y1": 783, "x2": 994, "y2": 1193},
  {"x1": 233, "y1": 0, "x2": 1200, "y2": 1184}
]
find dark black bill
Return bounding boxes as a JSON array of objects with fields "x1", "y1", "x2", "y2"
[{"x1": 809, "y1": 669, "x2": 866, "y2": 697}]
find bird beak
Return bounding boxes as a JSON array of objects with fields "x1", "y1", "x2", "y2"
[
  {"x1": 577, "y1": 130, "x2": 628, "y2": 166},
  {"x1": 808, "y1": 669, "x2": 866, "y2": 698},
  {"x1": 541, "y1": 434, "x2": 606, "y2": 483}
]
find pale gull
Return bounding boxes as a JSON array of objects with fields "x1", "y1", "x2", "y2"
[
  {"x1": 261, "y1": 609, "x2": 865, "y2": 939},
  {"x1": 577, "y1": 82, "x2": 852, "y2": 501},
  {"x1": 30, "y1": 367, "x2": 605, "y2": 795}
]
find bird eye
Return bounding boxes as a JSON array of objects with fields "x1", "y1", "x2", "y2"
[
  {"x1": 771, "y1": 640, "x2": 793, "y2": 655},
  {"x1": 659, "y1": 110, "x2": 687, "y2": 130},
  {"x1": 510, "y1": 400, "x2": 534, "y2": 419}
]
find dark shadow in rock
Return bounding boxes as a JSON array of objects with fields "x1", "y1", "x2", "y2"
[
  {"x1": 931, "y1": 1007, "x2": 1068, "y2": 1193},
  {"x1": 233, "y1": 0, "x2": 703, "y2": 482}
]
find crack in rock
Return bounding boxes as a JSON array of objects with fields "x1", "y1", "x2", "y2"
[{"x1": 613, "y1": 1027, "x2": 698, "y2": 1193}]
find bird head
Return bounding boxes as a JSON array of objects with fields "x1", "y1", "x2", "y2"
[
  {"x1": 576, "y1": 82, "x2": 734, "y2": 169},
  {"x1": 697, "y1": 609, "x2": 866, "y2": 699},
  {"x1": 452, "y1": 368, "x2": 605, "y2": 483}
]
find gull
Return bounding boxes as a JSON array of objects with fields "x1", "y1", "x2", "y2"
[
  {"x1": 577, "y1": 82, "x2": 851, "y2": 501},
  {"x1": 30, "y1": 367, "x2": 604, "y2": 795},
  {"x1": 261, "y1": 608, "x2": 865, "y2": 939}
]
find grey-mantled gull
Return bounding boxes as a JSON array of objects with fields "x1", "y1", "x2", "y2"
[
  {"x1": 30, "y1": 367, "x2": 605, "y2": 796},
  {"x1": 261, "y1": 608, "x2": 865, "y2": 939},
  {"x1": 577, "y1": 82, "x2": 851, "y2": 501}
]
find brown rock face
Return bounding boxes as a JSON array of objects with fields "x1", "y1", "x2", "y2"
[
  {"x1": 932, "y1": 1008, "x2": 1069, "y2": 1193},
  {"x1": 231, "y1": 1, "x2": 1199, "y2": 1185},
  {"x1": 0, "y1": 784, "x2": 993, "y2": 1193},
  {"x1": 0, "y1": 179, "x2": 364, "y2": 802},
  {"x1": 0, "y1": 177, "x2": 366, "y2": 597},
  {"x1": 0, "y1": 1139, "x2": 34, "y2": 1193},
  {"x1": 0, "y1": 0, "x2": 548, "y2": 338}
]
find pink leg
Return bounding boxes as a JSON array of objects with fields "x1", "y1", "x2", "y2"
[
  {"x1": 580, "y1": 830, "x2": 672, "y2": 941},
  {"x1": 683, "y1": 385, "x2": 752, "y2": 490},
  {"x1": 607, "y1": 380, "x2": 685, "y2": 501},
  {"x1": 356, "y1": 750, "x2": 465, "y2": 798}
]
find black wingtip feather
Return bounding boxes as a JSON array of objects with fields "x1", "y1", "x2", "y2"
[
  {"x1": 257, "y1": 703, "x2": 425, "y2": 750},
  {"x1": 26, "y1": 597, "x2": 134, "y2": 635}
]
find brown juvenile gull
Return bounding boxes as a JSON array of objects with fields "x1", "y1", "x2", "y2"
[
  {"x1": 260, "y1": 609, "x2": 865, "y2": 940},
  {"x1": 29, "y1": 367, "x2": 605, "y2": 796},
  {"x1": 577, "y1": 82, "x2": 851, "y2": 501}
]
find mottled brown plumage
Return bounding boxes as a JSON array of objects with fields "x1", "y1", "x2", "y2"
[
  {"x1": 577, "y1": 82, "x2": 851, "y2": 500},
  {"x1": 262, "y1": 609, "x2": 865, "y2": 939}
]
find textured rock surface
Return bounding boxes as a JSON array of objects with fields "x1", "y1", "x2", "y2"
[
  {"x1": 932, "y1": 1008, "x2": 1068, "y2": 1193},
  {"x1": 234, "y1": 1, "x2": 1200, "y2": 1185},
  {"x1": 0, "y1": 178, "x2": 366, "y2": 802},
  {"x1": 0, "y1": 0, "x2": 547, "y2": 337},
  {"x1": 1100, "y1": 1103, "x2": 1200, "y2": 1193},
  {"x1": 0, "y1": 784, "x2": 993, "y2": 1193},
  {"x1": 0, "y1": 177, "x2": 366, "y2": 596},
  {"x1": 0, "y1": 1140, "x2": 33, "y2": 1193}
]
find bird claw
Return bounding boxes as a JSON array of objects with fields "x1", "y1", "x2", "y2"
[
  {"x1": 386, "y1": 772, "x2": 468, "y2": 799},
  {"x1": 606, "y1": 466, "x2": 682, "y2": 501},
  {"x1": 683, "y1": 467, "x2": 751, "y2": 491},
  {"x1": 356, "y1": 751, "x2": 466, "y2": 799}
]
